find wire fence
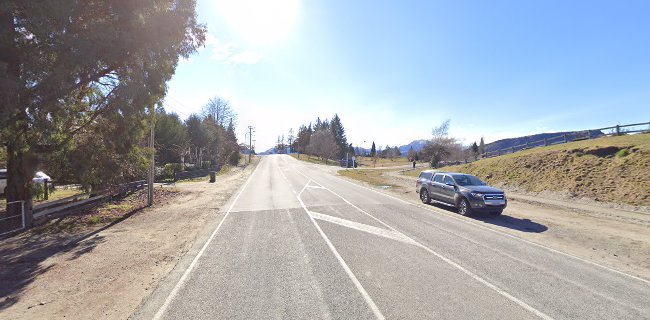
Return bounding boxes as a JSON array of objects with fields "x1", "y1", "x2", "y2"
[
  {"x1": 481, "y1": 121, "x2": 650, "y2": 159},
  {"x1": 1, "y1": 180, "x2": 147, "y2": 237},
  {"x1": 0, "y1": 201, "x2": 25, "y2": 237}
]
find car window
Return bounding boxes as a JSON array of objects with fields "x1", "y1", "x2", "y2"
[
  {"x1": 433, "y1": 174, "x2": 443, "y2": 183},
  {"x1": 443, "y1": 175, "x2": 455, "y2": 185},
  {"x1": 451, "y1": 174, "x2": 485, "y2": 186},
  {"x1": 419, "y1": 172, "x2": 432, "y2": 180}
]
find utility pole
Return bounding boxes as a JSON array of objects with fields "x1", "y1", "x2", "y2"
[
  {"x1": 248, "y1": 126, "x2": 254, "y2": 164},
  {"x1": 148, "y1": 106, "x2": 155, "y2": 206}
]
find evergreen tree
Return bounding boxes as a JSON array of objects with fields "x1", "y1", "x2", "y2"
[
  {"x1": 329, "y1": 114, "x2": 348, "y2": 158},
  {"x1": 1, "y1": 0, "x2": 205, "y2": 213},
  {"x1": 471, "y1": 142, "x2": 479, "y2": 160},
  {"x1": 370, "y1": 142, "x2": 376, "y2": 157},
  {"x1": 407, "y1": 146, "x2": 416, "y2": 160},
  {"x1": 479, "y1": 137, "x2": 485, "y2": 156}
]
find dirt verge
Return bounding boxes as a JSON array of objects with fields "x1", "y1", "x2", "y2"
[{"x1": 0, "y1": 161, "x2": 258, "y2": 319}]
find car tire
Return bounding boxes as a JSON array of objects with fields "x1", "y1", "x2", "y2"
[
  {"x1": 420, "y1": 189, "x2": 431, "y2": 204},
  {"x1": 458, "y1": 198, "x2": 472, "y2": 216},
  {"x1": 490, "y1": 209, "x2": 503, "y2": 216}
]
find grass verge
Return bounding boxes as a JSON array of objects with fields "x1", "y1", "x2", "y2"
[
  {"x1": 404, "y1": 134, "x2": 650, "y2": 206},
  {"x1": 338, "y1": 169, "x2": 400, "y2": 189}
]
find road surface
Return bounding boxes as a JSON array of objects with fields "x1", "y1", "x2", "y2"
[{"x1": 136, "y1": 155, "x2": 650, "y2": 319}]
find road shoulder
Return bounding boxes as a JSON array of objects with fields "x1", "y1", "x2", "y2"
[{"x1": 0, "y1": 161, "x2": 259, "y2": 320}]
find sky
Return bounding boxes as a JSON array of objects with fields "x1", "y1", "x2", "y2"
[{"x1": 164, "y1": 0, "x2": 650, "y2": 152}]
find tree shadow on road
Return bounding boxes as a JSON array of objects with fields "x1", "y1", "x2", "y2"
[
  {"x1": 0, "y1": 205, "x2": 146, "y2": 311},
  {"x1": 429, "y1": 203, "x2": 548, "y2": 233}
]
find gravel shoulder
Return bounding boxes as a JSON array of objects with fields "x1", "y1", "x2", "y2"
[
  {"x1": 338, "y1": 168, "x2": 650, "y2": 281},
  {"x1": 0, "y1": 161, "x2": 258, "y2": 320}
]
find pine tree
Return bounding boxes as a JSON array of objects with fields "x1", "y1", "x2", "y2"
[
  {"x1": 329, "y1": 114, "x2": 348, "y2": 158},
  {"x1": 479, "y1": 137, "x2": 485, "y2": 156},
  {"x1": 407, "y1": 146, "x2": 416, "y2": 160},
  {"x1": 471, "y1": 142, "x2": 479, "y2": 160},
  {"x1": 370, "y1": 142, "x2": 376, "y2": 157}
]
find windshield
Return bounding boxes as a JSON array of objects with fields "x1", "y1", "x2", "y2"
[{"x1": 451, "y1": 174, "x2": 484, "y2": 186}]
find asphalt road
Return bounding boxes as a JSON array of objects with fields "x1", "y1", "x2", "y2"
[{"x1": 136, "y1": 155, "x2": 650, "y2": 320}]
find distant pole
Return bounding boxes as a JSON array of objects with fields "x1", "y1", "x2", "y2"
[
  {"x1": 248, "y1": 126, "x2": 254, "y2": 164},
  {"x1": 148, "y1": 107, "x2": 155, "y2": 206}
]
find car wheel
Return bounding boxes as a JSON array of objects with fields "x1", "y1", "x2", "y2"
[
  {"x1": 490, "y1": 209, "x2": 503, "y2": 216},
  {"x1": 458, "y1": 198, "x2": 472, "y2": 216},
  {"x1": 420, "y1": 189, "x2": 431, "y2": 204}
]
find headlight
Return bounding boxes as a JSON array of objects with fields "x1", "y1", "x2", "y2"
[{"x1": 470, "y1": 192, "x2": 483, "y2": 198}]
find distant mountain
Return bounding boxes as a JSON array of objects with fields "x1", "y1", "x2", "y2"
[
  {"x1": 399, "y1": 139, "x2": 428, "y2": 156},
  {"x1": 484, "y1": 130, "x2": 604, "y2": 153}
]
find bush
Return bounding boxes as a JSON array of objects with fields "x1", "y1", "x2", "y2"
[
  {"x1": 228, "y1": 152, "x2": 240, "y2": 166},
  {"x1": 616, "y1": 148, "x2": 630, "y2": 157}
]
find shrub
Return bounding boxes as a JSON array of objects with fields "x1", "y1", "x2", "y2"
[{"x1": 616, "y1": 149, "x2": 630, "y2": 157}]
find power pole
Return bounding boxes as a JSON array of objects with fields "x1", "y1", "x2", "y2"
[
  {"x1": 248, "y1": 126, "x2": 254, "y2": 164},
  {"x1": 148, "y1": 106, "x2": 155, "y2": 206}
]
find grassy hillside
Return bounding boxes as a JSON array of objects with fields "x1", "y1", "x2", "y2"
[{"x1": 406, "y1": 134, "x2": 650, "y2": 207}]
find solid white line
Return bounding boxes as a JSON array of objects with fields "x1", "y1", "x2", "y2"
[
  {"x1": 298, "y1": 182, "x2": 386, "y2": 320},
  {"x1": 152, "y1": 161, "x2": 261, "y2": 320},
  {"x1": 310, "y1": 165, "x2": 650, "y2": 286},
  {"x1": 309, "y1": 211, "x2": 417, "y2": 246},
  {"x1": 296, "y1": 168, "x2": 553, "y2": 320}
]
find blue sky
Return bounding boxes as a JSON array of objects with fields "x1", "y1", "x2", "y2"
[{"x1": 164, "y1": 0, "x2": 650, "y2": 151}]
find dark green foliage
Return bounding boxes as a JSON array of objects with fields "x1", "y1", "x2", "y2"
[
  {"x1": 370, "y1": 142, "x2": 376, "y2": 157},
  {"x1": 0, "y1": 0, "x2": 205, "y2": 206}
]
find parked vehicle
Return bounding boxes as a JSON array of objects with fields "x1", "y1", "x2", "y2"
[
  {"x1": 0, "y1": 170, "x2": 52, "y2": 195},
  {"x1": 415, "y1": 170, "x2": 507, "y2": 216},
  {"x1": 33, "y1": 171, "x2": 52, "y2": 184}
]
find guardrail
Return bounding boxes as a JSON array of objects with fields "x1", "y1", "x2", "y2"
[{"x1": 481, "y1": 121, "x2": 650, "y2": 159}]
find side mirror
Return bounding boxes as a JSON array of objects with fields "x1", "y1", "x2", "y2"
[{"x1": 445, "y1": 182, "x2": 455, "y2": 187}]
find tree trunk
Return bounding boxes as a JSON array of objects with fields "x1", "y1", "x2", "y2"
[{"x1": 6, "y1": 144, "x2": 37, "y2": 227}]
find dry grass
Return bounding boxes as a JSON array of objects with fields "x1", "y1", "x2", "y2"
[
  {"x1": 338, "y1": 169, "x2": 400, "y2": 188},
  {"x1": 355, "y1": 156, "x2": 411, "y2": 168},
  {"x1": 289, "y1": 154, "x2": 339, "y2": 166},
  {"x1": 1, "y1": 187, "x2": 85, "y2": 208},
  {"x1": 32, "y1": 188, "x2": 180, "y2": 234},
  {"x1": 405, "y1": 134, "x2": 650, "y2": 206}
]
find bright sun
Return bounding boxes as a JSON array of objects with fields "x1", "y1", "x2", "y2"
[{"x1": 213, "y1": 0, "x2": 301, "y2": 46}]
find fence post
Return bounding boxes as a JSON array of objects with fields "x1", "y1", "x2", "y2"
[
  {"x1": 24, "y1": 198, "x2": 33, "y2": 228},
  {"x1": 544, "y1": 138, "x2": 548, "y2": 146},
  {"x1": 563, "y1": 133, "x2": 568, "y2": 143},
  {"x1": 21, "y1": 201, "x2": 25, "y2": 229},
  {"x1": 44, "y1": 179, "x2": 49, "y2": 200},
  {"x1": 616, "y1": 125, "x2": 620, "y2": 136},
  {"x1": 511, "y1": 146, "x2": 515, "y2": 153}
]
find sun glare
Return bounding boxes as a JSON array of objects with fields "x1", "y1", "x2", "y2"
[{"x1": 213, "y1": 0, "x2": 301, "y2": 46}]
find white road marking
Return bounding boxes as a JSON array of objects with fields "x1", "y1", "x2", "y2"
[
  {"x1": 298, "y1": 181, "x2": 386, "y2": 320},
  {"x1": 309, "y1": 210, "x2": 418, "y2": 246},
  {"x1": 288, "y1": 157, "x2": 650, "y2": 287},
  {"x1": 276, "y1": 159, "x2": 297, "y2": 194},
  {"x1": 294, "y1": 168, "x2": 553, "y2": 320},
  {"x1": 153, "y1": 162, "x2": 260, "y2": 320}
]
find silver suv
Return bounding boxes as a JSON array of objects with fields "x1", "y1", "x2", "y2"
[{"x1": 416, "y1": 170, "x2": 507, "y2": 216}]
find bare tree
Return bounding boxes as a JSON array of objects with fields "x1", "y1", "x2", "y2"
[
  {"x1": 421, "y1": 119, "x2": 456, "y2": 168},
  {"x1": 202, "y1": 97, "x2": 237, "y2": 127},
  {"x1": 306, "y1": 130, "x2": 338, "y2": 164}
]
